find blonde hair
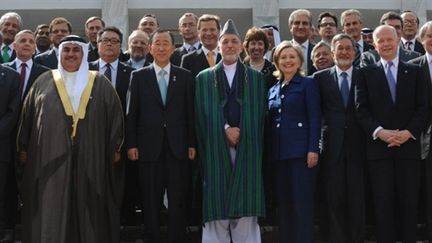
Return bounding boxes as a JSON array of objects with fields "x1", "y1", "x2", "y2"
[{"x1": 272, "y1": 40, "x2": 305, "y2": 80}]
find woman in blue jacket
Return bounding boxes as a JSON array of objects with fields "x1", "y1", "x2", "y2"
[{"x1": 268, "y1": 41, "x2": 321, "y2": 243}]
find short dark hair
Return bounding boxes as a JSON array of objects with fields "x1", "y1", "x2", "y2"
[
  {"x1": 401, "y1": 10, "x2": 420, "y2": 25},
  {"x1": 85, "y1": 16, "x2": 105, "y2": 29},
  {"x1": 149, "y1": 30, "x2": 175, "y2": 45},
  {"x1": 34, "y1": 24, "x2": 49, "y2": 35},
  {"x1": 317, "y1": 12, "x2": 338, "y2": 28},
  {"x1": 49, "y1": 17, "x2": 72, "y2": 33},
  {"x1": 243, "y1": 27, "x2": 269, "y2": 55},
  {"x1": 198, "y1": 14, "x2": 221, "y2": 31},
  {"x1": 97, "y1": 26, "x2": 123, "y2": 44},
  {"x1": 380, "y1": 11, "x2": 403, "y2": 28}
]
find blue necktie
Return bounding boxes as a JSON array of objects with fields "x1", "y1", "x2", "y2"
[
  {"x1": 386, "y1": 61, "x2": 396, "y2": 103},
  {"x1": 340, "y1": 72, "x2": 349, "y2": 108},
  {"x1": 158, "y1": 69, "x2": 168, "y2": 105},
  {"x1": 104, "y1": 63, "x2": 112, "y2": 82}
]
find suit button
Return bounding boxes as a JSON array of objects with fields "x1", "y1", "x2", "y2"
[
  {"x1": 164, "y1": 123, "x2": 167, "y2": 128},
  {"x1": 281, "y1": 94, "x2": 285, "y2": 99},
  {"x1": 298, "y1": 122, "x2": 303, "y2": 127},
  {"x1": 278, "y1": 108, "x2": 282, "y2": 113},
  {"x1": 276, "y1": 123, "x2": 280, "y2": 128}
]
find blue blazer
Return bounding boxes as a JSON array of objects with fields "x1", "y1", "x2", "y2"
[{"x1": 268, "y1": 74, "x2": 321, "y2": 160}]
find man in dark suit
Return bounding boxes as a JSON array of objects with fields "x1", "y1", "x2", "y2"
[
  {"x1": 409, "y1": 20, "x2": 432, "y2": 242},
  {"x1": 84, "y1": 16, "x2": 105, "y2": 62},
  {"x1": 181, "y1": 14, "x2": 221, "y2": 78},
  {"x1": 401, "y1": 11, "x2": 425, "y2": 55},
  {"x1": 34, "y1": 17, "x2": 71, "y2": 69},
  {"x1": 126, "y1": 30, "x2": 195, "y2": 243},
  {"x1": 0, "y1": 12, "x2": 22, "y2": 64},
  {"x1": 170, "y1": 13, "x2": 201, "y2": 66},
  {"x1": 34, "y1": 24, "x2": 50, "y2": 55},
  {"x1": 356, "y1": 25, "x2": 429, "y2": 243},
  {"x1": 340, "y1": 9, "x2": 374, "y2": 67},
  {"x1": 288, "y1": 9, "x2": 315, "y2": 75},
  {"x1": 313, "y1": 33, "x2": 365, "y2": 243},
  {"x1": 89, "y1": 26, "x2": 134, "y2": 114},
  {"x1": 0, "y1": 33, "x2": 20, "y2": 242},
  {"x1": 5, "y1": 30, "x2": 49, "y2": 99},
  {"x1": 360, "y1": 11, "x2": 421, "y2": 67},
  {"x1": 125, "y1": 30, "x2": 151, "y2": 69}
]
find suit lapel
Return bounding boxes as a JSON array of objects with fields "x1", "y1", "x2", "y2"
[
  {"x1": 149, "y1": 64, "x2": 164, "y2": 106},
  {"x1": 376, "y1": 61, "x2": 396, "y2": 104},
  {"x1": 165, "y1": 65, "x2": 177, "y2": 105},
  {"x1": 329, "y1": 67, "x2": 345, "y2": 109}
]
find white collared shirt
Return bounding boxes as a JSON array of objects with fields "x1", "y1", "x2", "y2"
[
  {"x1": 335, "y1": 65, "x2": 353, "y2": 90},
  {"x1": 401, "y1": 37, "x2": 416, "y2": 51},
  {"x1": 183, "y1": 41, "x2": 200, "y2": 52},
  {"x1": 427, "y1": 53, "x2": 432, "y2": 82},
  {"x1": 153, "y1": 62, "x2": 171, "y2": 86},
  {"x1": 1, "y1": 43, "x2": 14, "y2": 57},
  {"x1": 292, "y1": 39, "x2": 309, "y2": 73},
  {"x1": 223, "y1": 62, "x2": 237, "y2": 88},
  {"x1": 99, "y1": 59, "x2": 119, "y2": 87},
  {"x1": 201, "y1": 46, "x2": 218, "y2": 64},
  {"x1": 380, "y1": 56, "x2": 399, "y2": 84},
  {"x1": 357, "y1": 38, "x2": 365, "y2": 53}
]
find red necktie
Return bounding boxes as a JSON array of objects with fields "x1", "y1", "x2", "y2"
[{"x1": 19, "y1": 63, "x2": 27, "y2": 98}]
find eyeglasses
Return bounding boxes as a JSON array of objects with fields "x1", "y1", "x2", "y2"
[
  {"x1": 319, "y1": 22, "x2": 336, "y2": 27},
  {"x1": 99, "y1": 38, "x2": 121, "y2": 44}
]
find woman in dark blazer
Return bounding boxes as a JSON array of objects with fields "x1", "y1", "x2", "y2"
[
  {"x1": 242, "y1": 27, "x2": 277, "y2": 90},
  {"x1": 268, "y1": 41, "x2": 321, "y2": 243}
]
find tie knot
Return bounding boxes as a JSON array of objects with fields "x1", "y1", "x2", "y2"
[
  {"x1": 105, "y1": 63, "x2": 111, "y2": 69},
  {"x1": 159, "y1": 69, "x2": 167, "y2": 77},
  {"x1": 3, "y1": 46, "x2": 10, "y2": 51},
  {"x1": 21, "y1": 62, "x2": 27, "y2": 68},
  {"x1": 341, "y1": 72, "x2": 348, "y2": 78},
  {"x1": 387, "y1": 61, "x2": 393, "y2": 68},
  {"x1": 188, "y1": 46, "x2": 196, "y2": 52}
]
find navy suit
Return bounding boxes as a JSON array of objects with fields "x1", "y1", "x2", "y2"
[
  {"x1": 360, "y1": 46, "x2": 421, "y2": 67},
  {"x1": 126, "y1": 64, "x2": 195, "y2": 243},
  {"x1": 5, "y1": 60, "x2": 50, "y2": 99},
  {"x1": 356, "y1": 60, "x2": 429, "y2": 243},
  {"x1": 268, "y1": 74, "x2": 320, "y2": 243},
  {"x1": 409, "y1": 54, "x2": 432, "y2": 242},
  {"x1": 34, "y1": 49, "x2": 57, "y2": 69},
  {"x1": 0, "y1": 65, "x2": 20, "y2": 240},
  {"x1": 180, "y1": 49, "x2": 221, "y2": 78},
  {"x1": 313, "y1": 66, "x2": 365, "y2": 243}
]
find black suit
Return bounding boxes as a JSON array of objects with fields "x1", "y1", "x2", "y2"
[
  {"x1": 0, "y1": 49, "x2": 16, "y2": 64},
  {"x1": 360, "y1": 46, "x2": 421, "y2": 67},
  {"x1": 0, "y1": 65, "x2": 20, "y2": 240},
  {"x1": 356, "y1": 60, "x2": 429, "y2": 243},
  {"x1": 402, "y1": 39, "x2": 426, "y2": 55},
  {"x1": 34, "y1": 49, "x2": 58, "y2": 69},
  {"x1": 409, "y1": 54, "x2": 432, "y2": 242},
  {"x1": 170, "y1": 46, "x2": 188, "y2": 66},
  {"x1": 313, "y1": 66, "x2": 365, "y2": 243},
  {"x1": 353, "y1": 42, "x2": 374, "y2": 67},
  {"x1": 126, "y1": 64, "x2": 195, "y2": 243},
  {"x1": 180, "y1": 49, "x2": 221, "y2": 78},
  {"x1": 5, "y1": 60, "x2": 50, "y2": 99},
  {"x1": 87, "y1": 44, "x2": 99, "y2": 62},
  {"x1": 89, "y1": 60, "x2": 134, "y2": 114}
]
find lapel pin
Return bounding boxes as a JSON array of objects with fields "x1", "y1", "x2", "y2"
[
  {"x1": 173, "y1": 76, "x2": 176, "y2": 82},
  {"x1": 404, "y1": 70, "x2": 408, "y2": 74}
]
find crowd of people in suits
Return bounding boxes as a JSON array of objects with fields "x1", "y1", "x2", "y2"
[{"x1": 0, "y1": 6, "x2": 432, "y2": 243}]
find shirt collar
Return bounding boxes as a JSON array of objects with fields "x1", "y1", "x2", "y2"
[
  {"x1": 15, "y1": 58, "x2": 33, "y2": 68},
  {"x1": 380, "y1": 56, "x2": 399, "y2": 69},
  {"x1": 183, "y1": 41, "x2": 200, "y2": 50},
  {"x1": 99, "y1": 59, "x2": 119, "y2": 71},
  {"x1": 153, "y1": 62, "x2": 171, "y2": 76},
  {"x1": 427, "y1": 52, "x2": 432, "y2": 64},
  {"x1": 335, "y1": 65, "x2": 353, "y2": 79},
  {"x1": 202, "y1": 46, "x2": 218, "y2": 56},
  {"x1": 292, "y1": 39, "x2": 309, "y2": 49}
]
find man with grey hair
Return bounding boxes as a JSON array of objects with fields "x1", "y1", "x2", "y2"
[
  {"x1": 17, "y1": 35, "x2": 124, "y2": 243},
  {"x1": 340, "y1": 9, "x2": 373, "y2": 66},
  {"x1": 0, "y1": 12, "x2": 22, "y2": 63},
  {"x1": 356, "y1": 25, "x2": 429, "y2": 243},
  {"x1": 288, "y1": 9, "x2": 315, "y2": 75},
  {"x1": 401, "y1": 10, "x2": 425, "y2": 55},
  {"x1": 313, "y1": 33, "x2": 365, "y2": 243},
  {"x1": 171, "y1": 13, "x2": 201, "y2": 66},
  {"x1": 409, "y1": 20, "x2": 432, "y2": 242},
  {"x1": 311, "y1": 40, "x2": 334, "y2": 72},
  {"x1": 126, "y1": 29, "x2": 151, "y2": 69}
]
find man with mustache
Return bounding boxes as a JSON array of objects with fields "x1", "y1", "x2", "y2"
[
  {"x1": 125, "y1": 29, "x2": 151, "y2": 69},
  {"x1": 311, "y1": 41, "x2": 334, "y2": 72},
  {"x1": 34, "y1": 24, "x2": 51, "y2": 55},
  {"x1": 0, "y1": 12, "x2": 22, "y2": 63}
]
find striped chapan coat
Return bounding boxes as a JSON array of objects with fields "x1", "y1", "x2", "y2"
[{"x1": 195, "y1": 61, "x2": 266, "y2": 223}]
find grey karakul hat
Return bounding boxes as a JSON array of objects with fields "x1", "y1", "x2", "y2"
[{"x1": 219, "y1": 19, "x2": 240, "y2": 40}]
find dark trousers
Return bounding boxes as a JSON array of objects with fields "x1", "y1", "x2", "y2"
[
  {"x1": 121, "y1": 158, "x2": 141, "y2": 225},
  {"x1": 425, "y1": 150, "x2": 432, "y2": 242},
  {"x1": 368, "y1": 158, "x2": 420, "y2": 243},
  {"x1": 138, "y1": 138, "x2": 190, "y2": 243},
  {"x1": 273, "y1": 158, "x2": 317, "y2": 243},
  {"x1": 0, "y1": 162, "x2": 17, "y2": 239},
  {"x1": 323, "y1": 155, "x2": 365, "y2": 243}
]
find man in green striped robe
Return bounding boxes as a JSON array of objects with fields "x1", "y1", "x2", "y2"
[{"x1": 195, "y1": 19, "x2": 266, "y2": 243}]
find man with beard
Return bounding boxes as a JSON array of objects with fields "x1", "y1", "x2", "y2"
[
  {"x1": 313, "y1": 33, "x2": 365, "y2": 243},
  {"x1": 125, "y1": 30, "x2": 151, "y2": 69},
  {"x1": 17, "y1": 35, "x2": 124, "y2": 243},
  {"x1": 34, "y1": 24, "x2": 51, "y2": 55},
  {"x1": 35, "y1": 17, "x2": 72, "y2": 69},
  {"x1": 195, "y1": 19, "x2": 266, "y2": 243},
  {"x1": 171, "y1": 13, "x2": 201, "y2": 66},
  {"x1": 311, "y1": 41, "x2": 334, "y2": 72},
  {"x1": 0, "y1": 12, "x2": 22, "y2": 63},
  {"x1": 85, "y1": 16, "x2": 105, "y2": 62}
]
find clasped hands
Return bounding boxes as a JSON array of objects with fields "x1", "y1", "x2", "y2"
[{"x1": 377, "y1": 129, "x2": 412, "y2": 147}]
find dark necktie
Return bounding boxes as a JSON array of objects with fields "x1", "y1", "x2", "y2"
[
  {"x1": 340, "y1": 72, "x2": 349, "y2": 108},
  {"x1": 104, "y1": 63, "x2": 112, "y2": 82},
  {"x1": 188, "y1": 46, "x2": 196, "y2": 52},
  {"x1": 405, "y1": 41, "x2": 413, "y2": 51},
  {"x1": 2, "y1": 46, "x2": 10, "y2": 62},
  {"x1": 19, "y1": 63, "x2": 27, "y2": 98},
  {"x1": 386, "y1": 61, "x2": 396, "y2": 103}
]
